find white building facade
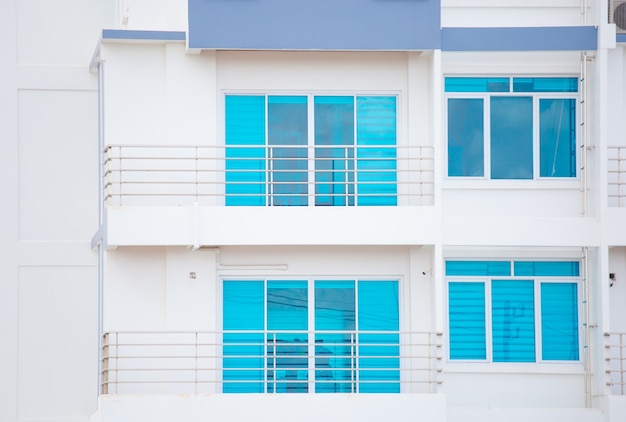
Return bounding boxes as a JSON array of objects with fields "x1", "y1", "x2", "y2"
[{"x1": 2, "y1": 1, "x2": 626, "y2": 421}]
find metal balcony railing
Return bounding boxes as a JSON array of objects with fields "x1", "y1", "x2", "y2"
[
  {"x1": 101, "y1": 331, "x2": 443, "y2": 395},
  {"x1": 608, "y1": 146, "x2": 626, "y2": 207},
  {"x1": 605, "y1": 332, "x2": 626, "y2": 394},
  {"x1": 103, "y1": 145, "x2": 435, "y2": 207}
]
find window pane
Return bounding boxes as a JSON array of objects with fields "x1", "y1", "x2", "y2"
[
  {"x1": 541, "y1": 283, "x2": 579, "y2": 361},
  {"x1": 223, "y1": 333, "x2": 265, "y2": 393},
  {"x1": 223, "y1": 280, "x2": 264, "y2": 330},
  {"x1": 448, "y1": 98, "x2": 484, "y2": 177},
  {"x1": 356, "y1": 96, "x2": 397, "y2": 206},
  {"x1": 267, "y1": 332, "x2": 309, "y2": 393},
  {"x1": 225, "y1": 95, "x2": 266, "y2": 205},
  {"x1": 490, "y1": 97, "x2": 533, "y2": 179},
  {"x1": 513, "y1": 77, "x2": 578, "y2": 93},
  {"x1": 446, "y1": 260, "x2": 511, "y2": 276},
  {"x1": 449, "y1": 282, "x2": 486, "y2": 360},
  {"x1": 358, "y1": 332, "x2": 400, "y2": 393},
  {"x1": 358, "y1": 280, "x2": 399, "y2": 331},
  {"x1": 445, "y1": 77, "x2": 510, "y2": 93},
  {"x1": 492, "y1": 280, "x2": 535, "y2": 362},
  {"x1": 315, "y1": 97, "x2": 355, "y2": 206},
  {"x1": 268, "y1": 96, "x2": 309, "y2": 205},
  {"x1": 315, "y1": 280, "x2": 356, "y2": 393},
  {"x1": 315, "y1": 280, "x2": 355, "y2": 331},
  {"x1": 539, "y1": 98, "x2": 576, "y2": 177},
  {"x1": 267, "y1": 280, "x2": 308, "y2": 330},
  {"x1": 514, "y1": 261, "x2": 580, "y2": 277},
  {"x1": 223, "y1": 280, "x2": 265, "y2": 393}
]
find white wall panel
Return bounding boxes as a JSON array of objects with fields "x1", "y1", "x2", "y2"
[
  {"x1": 17, "y1": 266, "x2": 98, "y2": 420},
  {"x1": 16, "y1": 0, "x2": 113, "y2": 66},
  {"x1": 18, "y1": 90, "x2": 98, "y2": 241},
  {"x1": 104, "y1": 248, "x2": 166, "y2": 331}
]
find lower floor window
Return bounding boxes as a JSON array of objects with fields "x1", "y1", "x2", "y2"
[
  {"x1": 446, "y1": 260, "x2": 580, "y2": 362},
  {"x1": 223, "y1": 279, "x2": 399, "y2": 393}
]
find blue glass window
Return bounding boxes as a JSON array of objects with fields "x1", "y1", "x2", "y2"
[
  {"x1": 268, "y1": 96, "x2": 309, "y2": 206},
  {"x1": 513, "y1": 77, "x2": 578, "y2": 93},
  {"x1": 446, "y1": 260, "x2": 511, "y2": 276},
  {"x1": 539, "y1": 99, "x2": 577, "y2": 177},
  {"x1": 541, "y1": 283, "x2": 579, "y2": 360},
  {"x1": 514, "y1": 261, "x2": 580, "y2": 277},
  {"x1": 445, "y1": 77, "x2": 510, "y2": 93},
  {"x1": 226, "y1": 95, "x2": 397, "y2": 206},
  {"x1": 446, "y1": 77, "x2": 578, "y2": 180},
  {"x1": 223, "y1": 280, "x2": 264, "y2": 392},
  {"x1": 358, "y1": 281, "x2": 400, "y2": 393},
  {"x1": 225, "y1": 96, "x2": 266, "y2": 206},
  {"x1": 448, "y1": 282, "x2": 487, "y2": 360},
  {"x1": 447, "y1": 260, "x2": 580, "y2": 363},
  {"x1": 447, "y1": 99, "x2": 484, "y2": 177},
  {"x1": 492, "y1": 280, "x2": 535, "y2": 362},
  {"x1": 490, "y1": 97, "x2": 533, "y2": 180},
  {"x1": 223, "y1": 279, "x2": 400, "y2": 393}
]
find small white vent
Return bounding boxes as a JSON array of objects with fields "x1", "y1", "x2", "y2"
[{"x1": 610, "y1": 0, "x2": 626, "y2": 34}]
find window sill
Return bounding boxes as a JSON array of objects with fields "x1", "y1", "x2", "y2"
[
  {"x1": 444, "y1": 361, "x2": 585, "y2": 375},
  {"x1": 443, "y1": 178, "x2": 581, "y2": 191}
]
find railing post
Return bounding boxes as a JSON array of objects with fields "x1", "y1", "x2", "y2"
[
  {"x1": 195, "y1": 332, "x2": 199, "y2": 395},
  {"x1": 118, "y1": 146, "x2": 123, "y2": 206},
  {"x1": 101, "y1": 332, "x2": 109, "y2": 395}
]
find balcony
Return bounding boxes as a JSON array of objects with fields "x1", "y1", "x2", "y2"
[
  {"x1": 98, "y1": 145, "x2": 438, "y2": 248},
  {"x1": 100, "y1": 330, "x2": 442, "y2": 395},
  {"x1": 103, "y1": 145, "x2": 434, "y2": 207}
]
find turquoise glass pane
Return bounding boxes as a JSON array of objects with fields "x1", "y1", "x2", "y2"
[
  {"x1": 223, "y1": 332, "x2": 264, "y2": 393},
  {"x1": 358, "y1": 281, "x2": 399, "y2": 331},
  {"x1": 445, "y1": 77, "x2": 510, "y2": 93},
  {"x1": 223, "y1": 280, "x2": 264, "y2": 330},
  {"x1": 314, "y1": 332, "x2": 354, "y2": 393},
  {"x1": 491, "y1": 97, "x2": 533, "y2": 179},
  {"x1": 445, "y1": 261, "x2": 511, "y2": 276},
  {"x1": 356, "y1": 96, "x2": 397, "y2": 206},
  {"x1": 268, "y1": 96, "x2": 308, "y2": 206},
  {"x1": 513, "y1": 77, "x2": 578, "y2": 93},
  {"x1": 448, "y1": 282, "x2": 486, "y2": 360},
  {"x1": 314, "y1": 96, "x2": 355, "y2": 206},
  {"x1": 539, "y1": 98, "x2": 576, "y2": 178},
  {"x1": 225, "y1": 95, "x2": 266, "y2": 205},
  {"x1": 358, "y1": 333, "x2": 400, "y2": 393},
  {"x1": 514, "y1": 261, "x2": 580, "y2": 277},
  {"x1": 267, "y1": 332, "x2": 309, "y2": 393},
  {"x1": 492, "y1": 280, "x2": 535, "y2": 362},
  {"x1": 315, "y1": 280, "x2": 355, "y2": 330},
  {"x1": 267, "y1": 280, "x2": 308, "y2": 330},
  {"x1": 448, "y1": 98, "x2": 484, "y2": 177},
  {"x1": 357, "y1": 281, "x2": 399, "y2": 392},
  {"x1": 315, "y1": 280, "x2": 356, "y2": 393},
  {"x1": 223, "y1": 280, "x2": 265, "y2": 392},
  {"x1": 541, "y1": 283, "x2": 579, "y2": 361}
]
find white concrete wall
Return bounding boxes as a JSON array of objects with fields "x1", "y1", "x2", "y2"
[
  {"x1": 0, "y1": 1, "x2": 114, "y2": 422},
  {"x1": 114, "y1": 0, "x2": 187, "y2": 31},
  {"x1": 609, "y1": 247, "x2": 626, "y2": 331},
  {"x1": 103, "y1": 245, "x2": 434, "y2": 332},
  {"x1": 441, "y1": 0, "x2": 590, "y2": 27},
  {"x1": 92, "y1": 394, "x2": 447, "y2": 422}
]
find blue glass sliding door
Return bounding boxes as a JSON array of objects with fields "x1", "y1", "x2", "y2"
[
  {"x1": 226, "y1": 95, "x2": 397, "y2": 206},
  {"x1": 223, "y1": 279, "x2": 400, "y2": 393}
]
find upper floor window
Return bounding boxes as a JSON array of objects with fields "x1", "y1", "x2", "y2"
[
  {"x1": 445, "y1": 77, "x2": 578, "y2": 180},
  {"x1": 225, "y1": 95, "x2": 397, "y2": 206},
  {"x1": 446, "y1": 260, "x2": 580, "y2": 363}
]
